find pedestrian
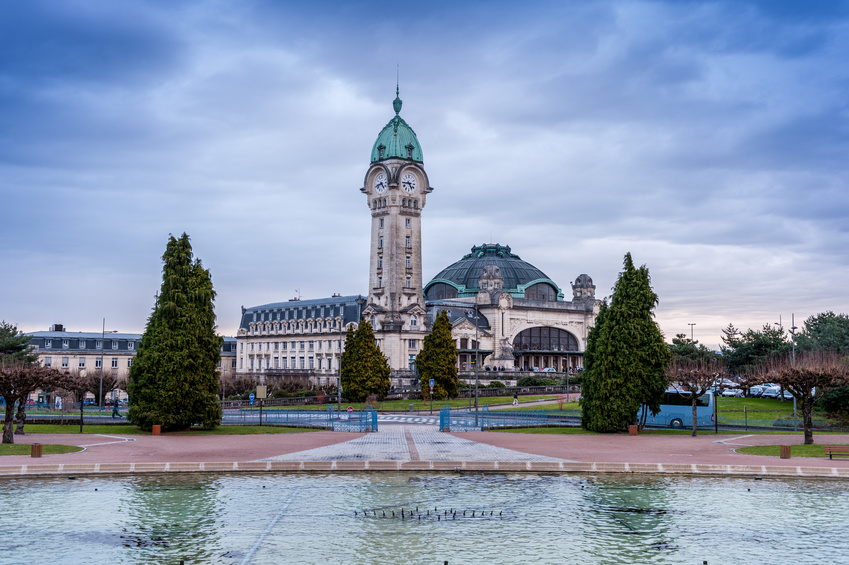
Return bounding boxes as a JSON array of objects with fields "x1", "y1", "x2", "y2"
[
  {"x1": 112, "y1": 404, "x2": 120, "y2": 419},
  {"x1": 512, "y1": 393, "x2": 518, "y2": 406}
]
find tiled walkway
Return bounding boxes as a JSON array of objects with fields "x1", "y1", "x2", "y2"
[{"x1": 261, "y1": 426, "x2": 569, "y2": 462}]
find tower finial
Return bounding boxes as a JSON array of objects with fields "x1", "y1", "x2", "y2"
[{"x1": 393, "y1": 67, "x2": 402, "y2": 115}]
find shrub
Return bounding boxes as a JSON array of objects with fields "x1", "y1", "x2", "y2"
[{"x1": 487, "y1": 381, "x2": 505, "y2": 389}]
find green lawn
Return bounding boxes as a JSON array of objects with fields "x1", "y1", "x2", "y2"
[
  {"x1": 736, "y1": 444, "x2": 849, "y2": 458},
  {"x1": 22, "y1": 424, "x2": 318, "y2": 435},
  {"x1": 0, "y1": 444, "x2": 83, "y2": 456},
  {"x1": 249, "y1": 396, "x2": 560, "y2": 412}
]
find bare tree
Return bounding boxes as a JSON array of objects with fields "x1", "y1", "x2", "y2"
[
  {"x1": 84, "y1": 371, "x2": 117, "y2": 406},
  {"x1": 666, "y1": 356, "x2": 727, "y2": 436},
  {"x1": 759, "y1": 351, "x2": 849, "y2": 445},
  {"x1": 0, "y1": 364, "x2": 65, "y2": 443}
]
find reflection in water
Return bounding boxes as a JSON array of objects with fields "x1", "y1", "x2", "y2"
[{"x1": 0, "y1": 473, "x2": 848, "y2": 564}]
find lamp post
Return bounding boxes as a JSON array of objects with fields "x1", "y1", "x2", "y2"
[
  {"x1": 688, "y1": 323, "x2": 696, "y2": 341},
  {"x1": 99, "y1": 319, "x2": 118, "y2": 410},
  {"x1": 789, "y1": 313, "x2": 798, "y2": 431}
]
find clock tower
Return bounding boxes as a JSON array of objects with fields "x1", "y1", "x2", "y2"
[{"x1": 360, "y1": 88, "x2": 432, "y2": 371}]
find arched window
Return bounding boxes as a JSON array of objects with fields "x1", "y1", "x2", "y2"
[
  {"x1": 512, "y1": 327, "x2": 578, "y2": 352},
  {"x1": 524, "y1": 283, "x2": 557, "y2": 301},
  {"x1": 425, "y1": 283, "x2": 458, "y2": 300}
]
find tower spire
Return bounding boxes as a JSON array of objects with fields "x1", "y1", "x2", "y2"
[{"x1": 393, "y1": 66, "x2": 402, "y2": 115}]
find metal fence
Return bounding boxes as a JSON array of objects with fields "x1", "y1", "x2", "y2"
[
  {"x1": 221, "y1": 405, "x2": 377, "y2": 432},
  {"x1": 439, "y1": 406, "x2": 580, "y2": 432}
]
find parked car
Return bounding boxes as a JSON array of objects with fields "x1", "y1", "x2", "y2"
[
  {"x1": 748, "y1": 385, "x2": 765, "y2": 398},
  {"x1": 541, "y1": 367, "x2": 557, "y2": 373},
  {"x1": 761, "y1": 386, "x2": 781, "y2": 399},
  {"x1": 780, "y1": 390, "x2": 794, "y2": 401},
  {"x1": 721, "y1": 388, "x2": 743, "y2": 397}
]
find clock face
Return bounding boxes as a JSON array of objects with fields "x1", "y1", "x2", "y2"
[
  {"x1": 373, "y1": 172, "x2": 387, "y2": 194},
  {"x1": 401, "y1": 172, "x2": 417, "y2": 193}
]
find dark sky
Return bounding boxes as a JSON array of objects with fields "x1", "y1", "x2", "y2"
[{"x1": 2, "y1": 0, "x2": 847, "y2": 347}]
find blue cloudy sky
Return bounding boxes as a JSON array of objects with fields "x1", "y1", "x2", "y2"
[{"x1": 2, "y1": 0, "x2": 847, "y2": 348}]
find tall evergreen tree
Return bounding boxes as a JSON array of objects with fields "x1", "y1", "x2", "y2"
[
  {"x1": 580, "y1": 253, "x2": 671, "y2": 432},
  {"x1": 0, "y1": 321, "x2": 37, "y2": 365},
  {"x1": 416, "y1": 310, "x2": 459, "y2": 400},
  {"x1": 127, "y1": 233, "x2": 222, "y2": 431},
  {"x1": 340, "y1": 321, "x2": 391, "y2": 402}
]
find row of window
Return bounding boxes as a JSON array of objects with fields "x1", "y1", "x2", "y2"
[
  {"x1": 44, "y1": 356, "x2": 128, "y2": 370},
  {"x1": 247, "y1": 356, "x2": 331, "y2": 371},
  {"x1": 377, "y1": 236, "x2": 413, "y2": 249},
  {"x1": 243, "y1": 340, "x2": 343, "y2": 353},
  {"x1": 252, "y1": 306, "x2": 343, "y2": 323},
  {"x1": 378, "y1": 218, "x2": 413, "y2": 229},
  {"x1": 248, "y1": 319, "x2": 344, "y2": 336},
  {"x1": 43, "y1": 339, "x2": 133, "y2": 350}
]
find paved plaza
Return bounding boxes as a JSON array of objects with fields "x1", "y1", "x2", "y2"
[
  {"x1": 262, "y1": 426, "x2": 567, "y2": 462},
  {"x1": 1, "y1": 421, "x2": 849, "y2": 479}
]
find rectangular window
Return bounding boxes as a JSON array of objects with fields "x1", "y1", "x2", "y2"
[
  {"x1": 406, "y1": 256, "x2": 411, "y2": 269},
  {"x1": 379, "y1": 236, "x2": 383, "y2": 248},
  {"x1": 405, "y1": 236, "x2": 411, "y2": 248},
  {"x1": 274, "y1": 357, "x2": 279, "y2": 369},
  {"x1": 282, "y1": 342, "x2": 288, "y2": 350},
  {"x1": 62, "y1": 340, "x2": 69, "y2": 349},
  {"x1": 378, "y1": 256, "x2": 383, "y2": 269},
  {"x1": 111, "y1": 358, "x2": 118, "y2": 369},
  {"x1": 317, "y1": 341, "x2": 322, "y2": 350},
  {"x1": 406, "y1": 277, "x2": 411, "y2": 288},
  {"x1": 299, "y1": 357, "x2": 305, "y2": 369},
  {"x1": 128, "y1": 359, "x2": 133, "y2": 368},
  {"x1": 231, "y1": 360, "x2": 236, "y2": 369},
  {"x1": 61, "y1": 357, "x2": 69, "y2": 369},
  {"x1": 308, "y1": 341, "x2": 314, "y2": 350},
  {"x1": 95, "y1": 358, "x2": 102, "y2": 368},
  {"x1": 96, "y1": 340, "x2": 102, "y2": 349},
  {"x1": 274, "y1": 342, "x2": 279, "y2": 351},
  {"x1": 79, "y1": 340, "x2": 86, "y2": 350},
  {"x1": 112, "y1": 341, "x2": 118, "y2": 350},
  {"x1": 240, "y1": 343, "x2": 244, "y2": 352},
  {"x1": 79, "y1": 358, "x2": 85, "y2": 368},
  {"x1": 281, "y1": 358, "x2": 287, "y2": 369},
  {"x1": 380, "y1": 218, "x2": 384, "y2": 228},
  {"x1": 44, "y1": 357, "x2": 52, "y2": 367},
  {"x1": 128, "y1": 342, "x2": 134, "y2": 350},
  {"x1": 218, "y1": 360, "x2": 222, "y2": 369},
  {"x1": 250, "y1": 343, "x2": 255, "y2": 352},
  {"x1": 250, "y1": 358, "x2": 254, "y2": 369},
  {"x1": 300, "y1": 341, "x2": 305, "y2": 350},
  {"x1": 406, "y1": 218, "x2": 411, "y2": 228},
  {"x1": 45, "y1": 339, "x2": 52, "y2": 348},
  {"x1": 409, "y1": 339, "x2": 416, "y2": 349},
  {"x1": 309, "y1": 357, "x2": 314, "y2": 370},
  {"x1": 378, "y1": 277, "x2": 382, "y2": 288}
]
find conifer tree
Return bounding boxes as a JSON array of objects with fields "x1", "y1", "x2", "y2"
[
  {"x1": 127, "y1": 233, "x2": 222, "y2": 431},
  {"x1": 416, "y1": 310, "x2": 459, "y2": 400},
  {"x1": 580, "y1": 253, "x2": 671, "y2": 432},
  {"x1": 340, "y1": 321, "x2": 391, "y2": 402}
]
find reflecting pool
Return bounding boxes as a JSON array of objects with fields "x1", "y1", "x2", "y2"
[{"x1": 1, "y1": 472, "x2": 847, "y2": 564}]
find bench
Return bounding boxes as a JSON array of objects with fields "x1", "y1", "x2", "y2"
[{"x1": 824, "y1": 446, "x2": 849, "y2": 460}]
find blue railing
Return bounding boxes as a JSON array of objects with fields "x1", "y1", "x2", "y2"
[
  {"x1": 221, "y1": 405, "x2": 377, "y2": 432},
  {"x1": 440, "y1": 405, "x2": 580, "y2": 431}
]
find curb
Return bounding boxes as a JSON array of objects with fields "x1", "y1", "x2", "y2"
[{"x1": 1, "y1": 460, "x2": 847, "y2": 479}]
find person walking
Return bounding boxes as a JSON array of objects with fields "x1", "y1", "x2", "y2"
[{"x1": 512, "y1": 392, "x2": 518, "y2": 406}]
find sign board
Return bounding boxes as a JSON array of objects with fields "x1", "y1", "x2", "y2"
[
  {"x1": 249, "y1": 393, "x2": 255, "y2": 405},
  {"x1": 429, "y1": 379, "x2": 434, "y2": 387},
  {"x1": 256, "y1": 385, "x2": 267, "y2": 399},
  {"x1": 347, "y1": 406, "x2": 354, "y2": 413}
]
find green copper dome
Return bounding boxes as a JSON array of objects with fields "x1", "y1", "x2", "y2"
[{"x1": 370, "y1": 88, "x2": 423, "y2": 162}]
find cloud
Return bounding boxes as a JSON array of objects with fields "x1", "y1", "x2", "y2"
[{"x1": 1, "y1": 0, "x2": 847, "y2": 350}]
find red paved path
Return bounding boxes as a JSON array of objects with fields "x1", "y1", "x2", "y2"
[{"x1": 3, "y1": 428, "x2": 848, "y2": 470}]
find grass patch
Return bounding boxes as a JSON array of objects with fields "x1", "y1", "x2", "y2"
[
  {"x1": 493, "y1": 426, "x2": 592, "y2": 434},
  {"x1": 0, "y1": 444, "x2": 83, "y2": 456},
  {"x1": 24, "y1": 424, "x2": 147, "y2": 434},
  {"x1": 736, "y1": 444, "x2": 849, "y2": 458},
  {"x1": 250, "y1": 396, "x2": 561, "y2": 412},
  {"x1": 24, "y1": 424, "x2": 317, "y2": 435},
  {"x1": 177, "y1": 426, "x2": 317, "y2": 435}
]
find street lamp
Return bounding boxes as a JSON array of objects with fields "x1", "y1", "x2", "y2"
[
  {"x1": 688, "y1": 323, "x2": 696, "y2": 341},
  {"x1": 99, "y1": 318, "x2": 118, "y2": 410}
]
